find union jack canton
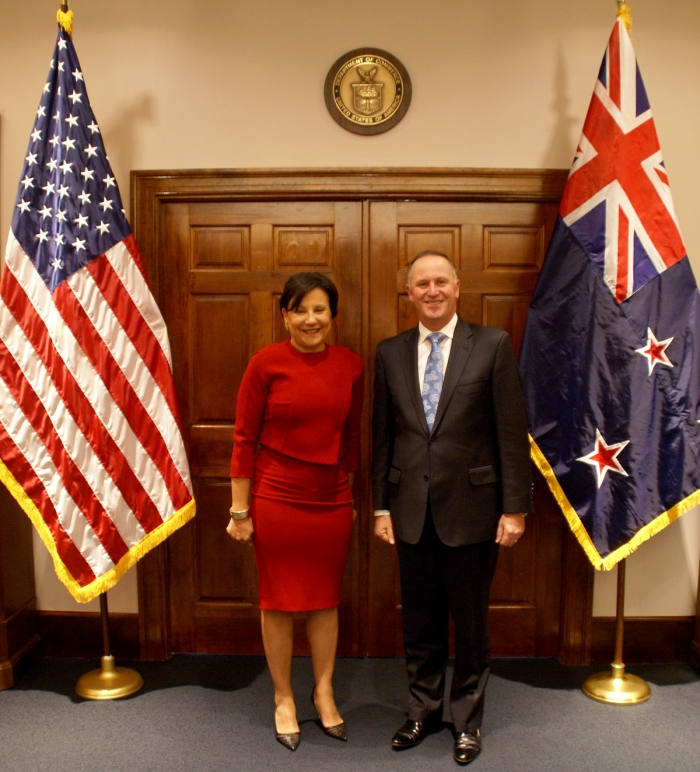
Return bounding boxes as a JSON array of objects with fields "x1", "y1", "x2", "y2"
[{"x1": 561, "y1": 21, "x2": 685, "y2": 303}]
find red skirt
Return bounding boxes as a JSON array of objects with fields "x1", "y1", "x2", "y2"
[{"x1": 250, "y1": 447, "x2": 353, "y2": 612}]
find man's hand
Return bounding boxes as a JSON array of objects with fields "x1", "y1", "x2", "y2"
[
  {"x1": 226, "y1": 516, "x2": 254, "y2": 546},
  {"x1": 374, "y1": 514, "x2": 395, "y2": 545},
  {"x1": 495, "y1": 513, "x2": 525, "y2": 547}
]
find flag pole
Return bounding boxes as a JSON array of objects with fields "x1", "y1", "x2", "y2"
[
  {"x1": 50, "y1": 0, "x2": 144, "y2": 702},
  {"x1": 74, "y1": 592, "x2": 144, "y2": 700},
  {"x1": 579, "y1": 0, "x2": 648, "y2": 706},
  {"x1": 581, "y1": 559, "x2": 650, "y2": 704}
]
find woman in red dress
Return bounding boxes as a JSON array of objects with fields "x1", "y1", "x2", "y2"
[{"x1": 227, "y1": 272, "x2": 363, "y2": 751}]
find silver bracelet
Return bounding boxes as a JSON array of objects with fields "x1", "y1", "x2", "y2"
[{"x1": 229, "y1": 507, "x2": 250, "y2": 521}]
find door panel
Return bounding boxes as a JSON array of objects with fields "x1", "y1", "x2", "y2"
[
  {"x1": 367, "y1": 200, "x2": 564, "y2": 657},
  {"x1": 162, "y1": 200, "x2": 363, "y2": 655}
]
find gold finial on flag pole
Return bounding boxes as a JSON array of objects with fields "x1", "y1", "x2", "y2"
[
  {"x1": 57, "y1": 1, "x2": 74, "y2": 37},
  {"x1": 616, "y1": 1, "x2": 633, "y2": 35}
]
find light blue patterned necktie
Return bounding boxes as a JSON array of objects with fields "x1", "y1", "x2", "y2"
[{"x1": 422, "y1": 332, "x2": 446, "y2": 431}]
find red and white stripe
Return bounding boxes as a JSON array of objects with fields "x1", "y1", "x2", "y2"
[{"x1": 0, "y1": 232, "x2": 194, "y2": 599}]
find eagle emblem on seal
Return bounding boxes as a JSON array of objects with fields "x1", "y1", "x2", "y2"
[{"x1": 352, "y1": 66, "x2": 383, "y2": 115}]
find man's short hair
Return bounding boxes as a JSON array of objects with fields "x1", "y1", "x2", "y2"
[{"x1": 406, "y1": 250, "x2": 458, "y2": 286}]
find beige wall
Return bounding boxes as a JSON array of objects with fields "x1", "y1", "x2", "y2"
[{"x1": 2, "y1": 0, "x2": 700, "y2": 617}]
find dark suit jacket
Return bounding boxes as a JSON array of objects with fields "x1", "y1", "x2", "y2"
[{"x1": 372, "y1": 317, "x2": 533, "y2": 546}]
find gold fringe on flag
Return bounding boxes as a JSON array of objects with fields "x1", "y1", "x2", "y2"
[
  {"x1": 529, "y1": 435, "x2": 700, "y2": 571},
  {"x1": 616, "y1": 1, "x2": 632, "y2": 35},
  {"x1": 0, "y1": 456, "x2": 196, "y2": 603},
  {"x1": 57, "y1": 6, "x2": 74, "y2": 37}
]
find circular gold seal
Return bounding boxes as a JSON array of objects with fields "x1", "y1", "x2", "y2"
[{"x1": 324, "y1": 48, "x2": 412, "y2": 135}]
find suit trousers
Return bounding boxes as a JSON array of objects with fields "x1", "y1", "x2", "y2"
[{"x1": 395, "y1": 504, "x2": 499, "y2": 733}]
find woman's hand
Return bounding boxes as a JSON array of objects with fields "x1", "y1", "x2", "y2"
[
  {"x1": 227, "y1": 515, "x2": 254, "y2": 545},
  {"x1": 228, "y1": 478, "x2": 253, "y2": 544}
]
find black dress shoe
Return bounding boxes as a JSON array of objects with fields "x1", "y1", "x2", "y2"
[
  {"x1": 453, "y1": 729, "x2": 481, "y2": 765},
  {"x1": 391, "y1": 716, "x2": 442, "y2": 749}
]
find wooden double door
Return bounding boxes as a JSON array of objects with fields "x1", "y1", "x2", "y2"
[{"x1": 135, "y1": 170, "x2": 577, "y2": 659}]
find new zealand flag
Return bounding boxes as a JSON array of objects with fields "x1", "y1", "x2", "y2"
[{"x1": 520, "y1": 20, "x2": 700, "y2": 570}]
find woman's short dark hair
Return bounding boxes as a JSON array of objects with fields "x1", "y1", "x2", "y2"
[{"x1": 279, "y1": 272, "x2": 339, "y2": 318}]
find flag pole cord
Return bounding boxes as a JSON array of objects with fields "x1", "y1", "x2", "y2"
[
  {"x1": 581, "y1": 558, "x2": 651, "y2": 704},
  {"x1": 74, "y1": 593, "x2": 144, "y2": 700}
]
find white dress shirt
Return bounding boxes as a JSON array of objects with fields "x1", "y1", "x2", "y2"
[
  {"x1": 375, "y1": 314, "x2": 459, "y2": 517},
  {"x1": 417, "y1": 313, "x2": 458, "y2": 395}
]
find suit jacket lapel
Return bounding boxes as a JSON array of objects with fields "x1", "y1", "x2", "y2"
[
  {"x1": 433, "y1": 318, "x2": 474, "y2": 434},
  {"x1": 401, "y1": 328, "x2": 430, "y2": 436}
]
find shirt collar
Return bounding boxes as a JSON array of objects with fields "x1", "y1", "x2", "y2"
[{"x1": 418, "y1": 313, "x2": 459, "y2": 344}]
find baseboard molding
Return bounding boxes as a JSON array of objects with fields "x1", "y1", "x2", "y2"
[
  {"x1": 591, "y1": 616, "x2": 695, "y2": 664},
  {"x1": 689, "y1": 638, "x2": 700, "y2": 670},
  {"x1": 32, "y1": 611, "x2": 696, "y2": 664},
  {"x1": 0, "y1": 634, "x2": 43, "y2": 690},
  {"x1": 0, "y1": 633, "x2": 43, "y2": 689},
  {"x1": 0, "y1": 659, "x2": 13, "y2": 690},
  {"x1": 37, "y1": 611, "x2": 140, "y2": 660},
  {"x1": 0, "y1": 598, "x2": 42, "y2": 690}
]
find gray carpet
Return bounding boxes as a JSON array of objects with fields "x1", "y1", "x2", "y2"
[{"x1": 1, "y1": 656, "x2": 699, "y2": 772}]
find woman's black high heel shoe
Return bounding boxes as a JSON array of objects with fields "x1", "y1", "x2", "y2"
[
  {"x1": 274, "y1": 705, "x2": 300, "y2": 751},
  {"x1": 275, "y1": 730, "x2": 301, "y2": 751},
  {"x1": 311, "y1": 687, "x2": 348, "y2": 742}
]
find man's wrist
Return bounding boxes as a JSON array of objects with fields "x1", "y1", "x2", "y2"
[{"x1": 374, "y1": 509, "x2": 391, "y2": 517}]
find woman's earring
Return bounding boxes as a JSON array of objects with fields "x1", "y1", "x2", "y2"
[{"x1": 284, "y1": 320, "x2": 289, "y2": 331}]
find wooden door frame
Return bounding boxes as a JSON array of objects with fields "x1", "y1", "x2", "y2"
[{"x1": 131, "y1": 167, "x2": 594, "y2": 664}]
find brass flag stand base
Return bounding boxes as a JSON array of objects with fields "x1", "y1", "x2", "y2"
[
  {"x1": 75, "y1": 593, "x2": 143, "y2": 700},
  {"x1": 582, "y1": 559, "x2": 651, "y2": 705},
  {"x1": 582, "y1": 663, "x2": 650, "y2": 704}
]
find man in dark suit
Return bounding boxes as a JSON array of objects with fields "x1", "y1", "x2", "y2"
[{"x1": 372, "y1": 251, "x2": 532, "y2": 765}]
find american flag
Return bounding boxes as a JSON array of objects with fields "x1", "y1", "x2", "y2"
[
  {"x1": 0, "y1": 25, "x2": 195, "y2": 602},
  {"x1": 520, "y1": 19, "x2": 700, "y2": 570}
]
